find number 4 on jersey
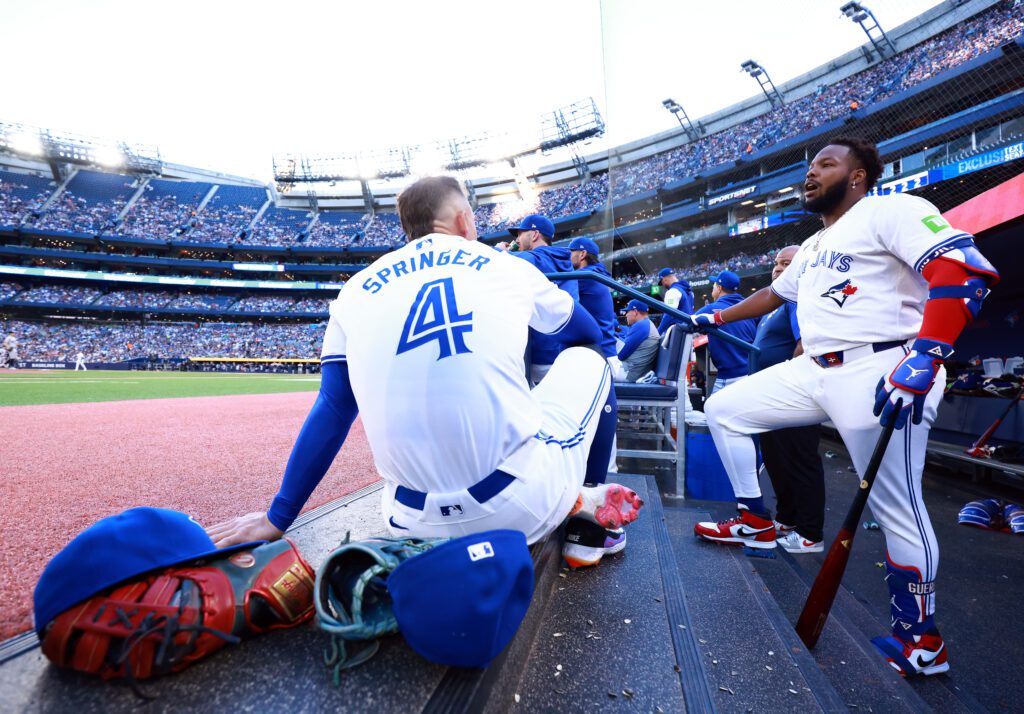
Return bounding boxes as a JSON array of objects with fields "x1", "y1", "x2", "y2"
[{"x1": 396, "y1": 277, "x2": 473, "y2": 359}]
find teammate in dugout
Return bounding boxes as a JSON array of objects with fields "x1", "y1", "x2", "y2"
[
  {"x1": 656, "y1": 268, "x2": 694, "y2": 335},
  {"x1": 208, "y1": 177, "x2": 642, "y2": 555},
  {"x1": 566, "y1": 236, "x2": 623, "y2": 380},
  {"x1": 690, "y1": 137, "x2": 999, "y2": 677}
]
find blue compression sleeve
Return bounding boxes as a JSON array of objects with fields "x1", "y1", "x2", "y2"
[
  {"x1": 617, "y1": 321, "x2": 647, "y2": 361},
  {"x1": 548, "y1": 301, "x2": 602, "y2": 347},
  {"x1": 584, "y1": 388, "x2": 616, "y2": 485},
  {"x1": 267, "y1": 361, "x2": 359, "y2": 531}
]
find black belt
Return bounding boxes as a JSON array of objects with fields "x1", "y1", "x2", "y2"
[
  {"x1": 811, "y1": 340, "x2": 906, "y2": 369},
  {"x1": 394, "y1": 469, "x2": 516, "y2": 511}
]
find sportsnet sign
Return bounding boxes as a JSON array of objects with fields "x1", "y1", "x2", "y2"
[{"x1": 707, "y1": 184, "x2": 757, "y2": 207}]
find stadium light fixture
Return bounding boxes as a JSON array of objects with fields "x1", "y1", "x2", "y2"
[
  {"x1": 777, "y1": 186, "x2": 795, "y2": 194},
  {"x1": 661, "y1": 99, "x2": 700, "y2": 141},
  {"x1": 93, "y1": 145, "x2": 125, "y2": 168},
  {"x1": 10, "y1": 130, "x2": 45, "y2": 157},
  {"x1": 840, "y1": 2, "x2": 897, "y2": 59},
  {"x1": 740, "y1": 60, "x2": 785, "y2": 108}
]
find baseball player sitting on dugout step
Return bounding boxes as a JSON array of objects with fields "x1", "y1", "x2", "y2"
[
  {"x1": 690, "y1": 137, "x2": 998, "y2": 677},
  {"x1": 208, "y1": 176, "x2": 642, "y2": 558}
]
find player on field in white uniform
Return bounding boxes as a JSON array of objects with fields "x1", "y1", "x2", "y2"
[
  {"x1": 2, "y1": 334, "x2": 18, "y2": 369},
  {"x1": 207, "y1": 176, "x2": 642, "y2": 556},
  {"x1": 74, "y1": 351, "x2": 87, "y2": 371},
  {"x1": 690, "y1": 137, "x2": 999, "y2": 677}
]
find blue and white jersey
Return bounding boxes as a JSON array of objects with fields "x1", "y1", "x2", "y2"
[
  {"x1": 771, "y1": 194, "x2": 973, "y2": 355},
  {"x1": 321, "y1": 233, "x2": 575, "y2": 493}
]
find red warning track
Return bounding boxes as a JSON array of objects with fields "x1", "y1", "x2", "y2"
[{"x1": 0, "y1": 391, "x2": 379, "y2": 641}]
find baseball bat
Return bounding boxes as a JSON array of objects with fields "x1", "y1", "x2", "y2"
[
  {"x1": 795, "y1": 412, "x2": 899, "y2": 649},
  {"x1": 965, "y1": 383, "x2": 1024, "y2": 458}
]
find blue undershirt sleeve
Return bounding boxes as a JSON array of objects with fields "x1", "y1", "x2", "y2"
[
  {"x1": 787, "y1": 303, "x2": 801, "y2": 342},
  {"x1": 547, "y1": 300, "x2": 602, "y2": 347},
  {"x1": 267, "y1": 361, "x2": 359, "y2": 531},
  {"x1": 618, "y1": 322, "x2": 646, "y2": 361}
]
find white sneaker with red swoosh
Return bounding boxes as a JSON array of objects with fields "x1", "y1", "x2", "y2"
[
  {"x1": 778, "y1": 531, "x2": 824, "y2": 553},
  {"x1": 694, "y1": 508, "x2": 776, "y2": 549}
]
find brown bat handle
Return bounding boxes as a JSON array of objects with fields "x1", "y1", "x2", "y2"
[
  {"x1": 795, "y1": 412, "x2": 899, "y2": 649},
  {"x1": 967, "y1": 385, "x2": 1024, "y2": 454}
]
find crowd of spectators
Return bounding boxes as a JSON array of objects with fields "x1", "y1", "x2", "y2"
[
  {"x1": 0, "y1": 3, "x2": 1017, "y2": 255},
  {"x1": 229, "y1": 295, "x2": 295, "y2": 313},
  {"x1": 1, "y1": 319, "x2": 326, "y2": 362},
  {"x1": 614, "y1": 249, "x2": 776, "y2": 288},
  {"x1": 186, "y1": 204, "x2": 259, "y2": 243},
  {"x1": 0, "y1": 178, "x2": 48, "y2": 226},
  {"x1": 0, "y1": 284, "x2": 334, "y2": 313},
  {"x1": 112, "y1": 195, "x2": 195, "y2": 240},
  {"x1": 10, "y1": 285, "x2": 103, "y2": 304},
  {"x1": 92, "y1": 290, "x2": 176, "y2": 309},
  {"x1": 32, "y1": 190, "x2": 126, "y2": 234}
]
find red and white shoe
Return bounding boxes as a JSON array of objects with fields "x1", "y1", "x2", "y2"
[
  {"x1": 569, "y1": 483, "x2": 644, "y2": 529},
  {"x1": 774, "y1": 520, "x2": 795, "y2": 537},
  {"x1": 694, "y1": 508, "x2": 776, "y2": 549},
  {"x1": 872, "y1": 631, "x2": 950, "y2": 677}
]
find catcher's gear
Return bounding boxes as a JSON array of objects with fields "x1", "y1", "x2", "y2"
[
  {"x1": 315, "y1": 534, "x2": 446, "y2": 684},
  {"x1": 40, "y1": 538, "x2": 314, "y2": 689}
]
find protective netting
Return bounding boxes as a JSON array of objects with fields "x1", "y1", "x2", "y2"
[{"x1": 600, "y1": 0, "x2": 1024, "y2": 307}]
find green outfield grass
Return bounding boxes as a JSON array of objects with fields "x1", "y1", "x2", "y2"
[{"x1": 0, "y1": 370, "x2": 322, "y2": 407}]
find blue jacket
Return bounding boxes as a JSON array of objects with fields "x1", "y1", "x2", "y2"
[
  {"x1": 696, "y1": 292, "x2": 759, "y2": 379},
  {"x1": 514, "y1": 246, "x2": 579, "y2": 366},
  {"x1": 576, "y1": 262, "x2": 618, "y2": 358},
  {"x1": 749, "y1": 302, "x2": 800, "y2": 374},
  {"x1": 658, "y1": 280, "x2": 694, "y2": 334}
]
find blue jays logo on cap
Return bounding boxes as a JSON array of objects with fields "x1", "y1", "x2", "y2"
[
  {"x1": 821, "y1": 278, "x2": 858, "y2": 307},
  {"x1": 509, "y1": 214, "x2": 555, "y2": 239},
  {"x1": 657, "y1": 268, "x2": 674, "y2": 280},
  {"x1": 708, "y1": 270, "x2": 740, "y2": 291},
  {"x1": 568, "y1": 237, "x2": 600, "y2": 255},
  {"x1": 621, "y1": 299, "x2": 649, "y2": 315}
]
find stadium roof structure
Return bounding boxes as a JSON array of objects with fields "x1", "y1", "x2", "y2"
[
  {"x1": 271, "y1": 98, "x2": 605, "y2": 184},
  {"x1": 0, "y1": 121, "x2": 162, "y2": 178}
]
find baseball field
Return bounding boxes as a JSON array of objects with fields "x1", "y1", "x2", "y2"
[
  {"x1": 0, "y1": 369, "x2": 322, "y2": 407},
  {"x1": 0, "y1": 369, "x2": 379, "y2": 640}
]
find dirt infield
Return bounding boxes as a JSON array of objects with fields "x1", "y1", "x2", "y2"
[{"x1": 0, "y1": 391, "x2": 379, "y2": 641}]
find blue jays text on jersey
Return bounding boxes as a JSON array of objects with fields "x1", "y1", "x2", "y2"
[
  {"x1": 799, "y1": 249, "x2": 854, "y2": 276},
  {"x1": 362, "y1": 242, "x2": 491, "y2": 294}
]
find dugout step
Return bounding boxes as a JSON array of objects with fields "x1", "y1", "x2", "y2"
[
  {"x1": 513, "y1": 474, "x2": 699, "y2": 713},
  {"x1": 0, "y1": 482, "x2": 565, "y2": 713},
  {"x1": 663, "y1": 505, "x2": 848, "y2": 712}
]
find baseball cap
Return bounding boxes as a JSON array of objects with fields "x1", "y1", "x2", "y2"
[
  {"x1": 709, "y1": 270, "x2": 741, "y2": 291},
  {"x1": 390, "y1": 530, "x2": 533, "y2": 668},
  {"x1": 621, "y1": 299, "x2": 650, "y2": 314},
  {"x1": 509, "y1": 214, "x2": 555, "y2": 239},
  {"x1": 568, "y1": 237, "x2": 600, "y2": 255},
  {"x1": 33, "y1": 507, "x2": 263, "y2": 634},
  {"x1": 657, "y1": 268, "x2": 675, "y2": 280}
]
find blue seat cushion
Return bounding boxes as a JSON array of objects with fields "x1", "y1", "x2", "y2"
[{"x1": 614, "y1": 383, "x2": 678, "y2": 400}]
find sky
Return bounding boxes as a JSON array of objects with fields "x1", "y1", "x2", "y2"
[{"x1": 1, "y1": 0, "x2": 946, "y2": 181}]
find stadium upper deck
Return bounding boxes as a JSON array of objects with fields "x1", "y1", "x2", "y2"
[{"x1": 0, "y1": 0, "x2": 1021, "y2": 292}]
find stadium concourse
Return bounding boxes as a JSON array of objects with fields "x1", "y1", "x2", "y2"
[{"x1": 2, "y1": 0, "x2": 1024, "y2": 710}]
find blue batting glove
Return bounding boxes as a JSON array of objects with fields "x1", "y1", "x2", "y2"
[
  {"x1": 690, "y1": 312, "x2": 721, "y2": 333},
  {"x1": 873, "y1": 338, "x2": 953, "y2": 429}
]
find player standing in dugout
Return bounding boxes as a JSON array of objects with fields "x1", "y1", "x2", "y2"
[{"x1": 689, "y1": 137, "x2": 999, "y2": 677}]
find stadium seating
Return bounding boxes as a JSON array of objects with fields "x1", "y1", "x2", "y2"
[
  {"x1": 303, "y1": 211, "x2": 367, "y2": 247},
  {"x1": 186, "y1": 184, "x2": 267, "y2": 244},
  {"x1": 244, "y1": 206, "x2": 313, "y2": 246},
  {"x1": 32, "y1": 170, "x2": 136, "y2": 234},
  {"x1": 113, "y1": 179, "x2": 213, "y2": 240},
  {"x1": 0, "y1": 170, "x2": 55, "y2": 227}
]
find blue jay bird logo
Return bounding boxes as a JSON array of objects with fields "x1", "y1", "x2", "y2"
[{"x1": 821, "y1": 279, "x2": 859, "y2": 307}]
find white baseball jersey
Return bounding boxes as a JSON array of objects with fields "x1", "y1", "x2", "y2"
[
  {"x1": 321, "y1": 233, "x2": 576, "y2": 493},
  {"x1": 771, "y1": 194, "x2": 971, "y2": 355}
]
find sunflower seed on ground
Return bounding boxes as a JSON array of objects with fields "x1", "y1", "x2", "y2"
[
  {"x1": 623, "y1": 689, "x2": 634, "y2": 698},
  {"x1": 768, "y1": 650, "x2": 775, "y2": 656},
  {"x1": 556, "y1": 664, "x2": 563, "y2": 671},
  {"x1": 624, "y1": 619, "x2": 631, "y2": 624},
  {"x1": 765, "y1": 665, "x2": 773, "y2": 671},
  {"x1": 788, "y1": 689, "x2": 798, "y2": 695},
  {"x1": 552, "y1": 632, "x2": 564, "y2": 637},
  {"x1": 699, "y1": 638, "x2": 708, "y2": 644},
  {"x1": 712, "y1": 660, "x2": 718, "y2": 665},
  {"x1": 607, "y1": 692, "x2": 618, "y2": 699},
  {"x1": 514, "y1": 694, "x2": 520, "y2": 703},
  {"x1": 587, "y1": 619, "x2": 594, "y2": 626},
  {"x1": 674, "y1": 665, "x2": 681, "y2": 673},
  {"x1": 654, "y1": 597, "x2": 662, "y2": 602},
  {"x1": 719, "y1": 686, "x2": 735, "y2": 695}
]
